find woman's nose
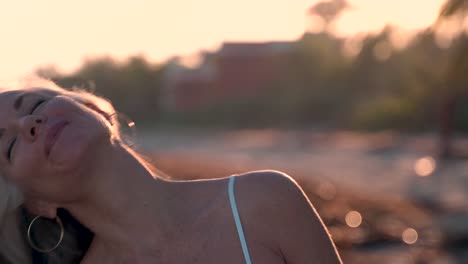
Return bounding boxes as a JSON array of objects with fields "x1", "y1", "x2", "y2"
[{"x1": 18, "y1": 115, "x2": 46, "y2": 142}]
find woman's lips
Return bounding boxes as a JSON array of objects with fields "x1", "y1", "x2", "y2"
[{"x1": 45, "y1": 120, "x2": 69, "y2": 156}]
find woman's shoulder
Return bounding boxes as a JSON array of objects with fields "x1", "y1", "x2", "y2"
[
  {"x1": 232, "y1": 170, "x2": 304, "y2": 206},
  {"x1": 230, "y1": 170, "x2": 311, "y2": 233},
  {"x1": 232, "y1": 170, "x2": 342, "y2": 263}
]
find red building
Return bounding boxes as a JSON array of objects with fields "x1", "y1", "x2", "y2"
[{"x1": 162, "y1": 41, "x2": 292, "y2": 112}]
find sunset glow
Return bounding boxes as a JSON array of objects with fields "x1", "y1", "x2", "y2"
[{"x1": 0, "y1": 0, "x2": 446, "y2": 79}]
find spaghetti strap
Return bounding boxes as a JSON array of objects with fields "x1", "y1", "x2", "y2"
[{"x1": 228, "y1": 176, "x2": 253, "y2": 264}]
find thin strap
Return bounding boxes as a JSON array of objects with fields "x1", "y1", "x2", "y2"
[{"x1": 228, "y1": 176, "x2": 253, "y2": 264}]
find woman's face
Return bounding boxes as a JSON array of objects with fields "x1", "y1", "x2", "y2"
[{"x1": 0, "y1": 87, "x2": 112, "y2": 202}]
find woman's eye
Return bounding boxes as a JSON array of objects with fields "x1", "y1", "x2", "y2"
[
  {"x1": 30, "y1": 99, "x2": 46, "y2": 114},
  {"x1": 7, "y1": 137, "x2": 17, "y2": 162}
]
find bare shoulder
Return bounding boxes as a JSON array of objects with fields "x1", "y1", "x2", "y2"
[
  {"x1": 233, "y1": 170, "x2": 308, "y2": 211},
  {"x1": 234, "y1": 169, "x2": 300, "y2": 193},
  {"x1": 233, "y1": 170, "x2": 342, "y2": 263}
]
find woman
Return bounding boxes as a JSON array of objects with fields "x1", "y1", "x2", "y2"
[{"x1": 0, "y1": 78, "x2": 342, "y2": 263}]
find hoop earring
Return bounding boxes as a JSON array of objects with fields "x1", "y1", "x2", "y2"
[{"x1": 27, "y1": 215, "x2": 64, "y2": 253}]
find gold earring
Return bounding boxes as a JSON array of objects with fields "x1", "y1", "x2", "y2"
[{"x1": 27, "y1": 215, "x2": 64, "y2": 253}]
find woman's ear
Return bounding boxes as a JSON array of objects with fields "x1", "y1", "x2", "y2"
[{"x1": 23, "y1": 198, "x2": 58, "y2": 219}]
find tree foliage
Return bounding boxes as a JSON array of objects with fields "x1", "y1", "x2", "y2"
[{"x1": 40, "y1": 24, "x2": 468, "y2": 131}]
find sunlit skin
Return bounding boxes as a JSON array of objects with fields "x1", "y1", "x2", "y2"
[
  {"x1": 0, "y1": 87, "x2": 342, "y2": 263},
  {"x1": 0, "y1": 0, "x2": 446, "y2": 79},
  {"x1": 0, "y1": 88, "x2": 110, "y2": 202}
]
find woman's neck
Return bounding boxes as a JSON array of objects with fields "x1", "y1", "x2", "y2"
[{"x1": 64, "y1": 143, "x2": 177, "y2": 251}]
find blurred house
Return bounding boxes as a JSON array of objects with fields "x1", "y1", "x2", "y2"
[
  {"x1": 162, "y1": 41, "x2": 293, "y2": 112},
  {"x1": 162, "y1": 57, "x2": 216, "y2": 112}
]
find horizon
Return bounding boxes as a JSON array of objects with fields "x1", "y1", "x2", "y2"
[{"x1": 0, "y1": 0, "x2": 446, "y2": 79}]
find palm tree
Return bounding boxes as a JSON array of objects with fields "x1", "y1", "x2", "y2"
[
  {"x1": 437, "y1": 0, "x2": 468, "y2": 20},
  {"x1": 308, "y1": 0, "x2": 351, "y2": 32}
]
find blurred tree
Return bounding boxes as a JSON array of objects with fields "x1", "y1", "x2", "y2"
[
  {"x1": 117, "y1": 55, "x2": 164, "y2": 123},
  {"x1": 35, "y1": 65, "x2": 62, "y2": 79},
  {"x1": 308, "y1": 0, "x2": 351, "y2": 32},
  {"x1": 435, "y1": 0, "x2": 468, "y2": 158},
  {"x1": 438, "y1": 0, "x2": 468, "y2": 19},
  {"x1": 32, "y1": 4, "x2": 466, "y2": 131},
  {"x1": 47, "y1": 55, "x2": 164, "y2": 126},
  {"x1": 349, "y1": 27, "x2": 448, "y2": 130}
]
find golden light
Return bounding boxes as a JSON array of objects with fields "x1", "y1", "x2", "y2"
[
  {"x1": 180, "y1": 53, "x2": 203, "y2": 69},
  {"x1": 345, "y1": 211, "x2": 362, "y2": 228},
  {"x1": 342, "y1": 35, "x2": 364, "y2": 58},
  {"x1": 307, "y1": 15, "x2": 326, "y2": 34},
  {"x1": 434, "y1": 16, "x2": 464, "y2": 49},
  {"x1": 402, "y1": 228, "x2": 418, "y2": 244},
  {"x1": 128, "y1": 121, "x2": 136, "y2": 127},
  {"x1": 414, "y1": 156, "x2": 436, "y2": 177},
  {"x1": 389, "y1": 28, "x2": 414, "y2": 51}
]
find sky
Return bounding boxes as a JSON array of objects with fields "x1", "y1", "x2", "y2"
[{"x1": 0, "y1": 0, "x2": 446, "y2": 79}]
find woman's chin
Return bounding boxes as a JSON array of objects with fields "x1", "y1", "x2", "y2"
[{"x1": 49, "y1": 123, "x2": 110, "y2": 171}]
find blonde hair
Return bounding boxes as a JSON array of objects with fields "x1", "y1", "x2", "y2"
[
  {"x1": 0, "y1": 178, "x2": 30, "y2": 264},
  {"x1": 0, "y1": 76, "x2": 161, "y2": 263}
]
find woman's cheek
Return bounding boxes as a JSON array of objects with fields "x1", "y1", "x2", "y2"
[{"x1": 12, "y1": 150, "x2": 44, "y2": 188}]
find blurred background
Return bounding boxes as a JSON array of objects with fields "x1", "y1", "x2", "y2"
[{"x1": 3, "y1": 0, "x2": 468, "y2": 262}]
